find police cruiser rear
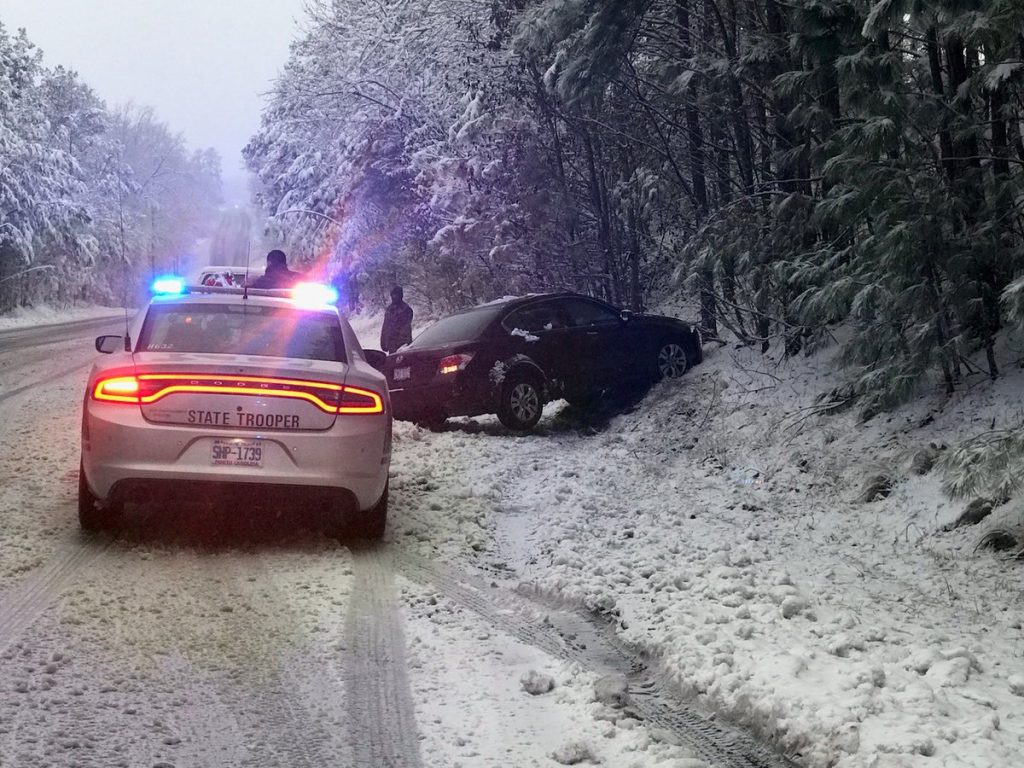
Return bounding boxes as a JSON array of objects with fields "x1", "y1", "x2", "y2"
[{"x1": 79, "y1": 279, "x2": 391, "y2": 538}]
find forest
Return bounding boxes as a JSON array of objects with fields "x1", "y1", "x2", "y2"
[
  {"x1": 4, "y1": 3, "x2": 1024, "y2": 422},
  {"x1": 246, "y1": 0, "x2": 1024, "y2": 420},
  {"x1": 0, "y1": 22, "x2": 222, "y2": 314}
]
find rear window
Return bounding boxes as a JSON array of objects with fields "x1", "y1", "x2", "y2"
[
  {"x1": 199, "y1": 270, "x2": 246, "y2": 287},
  {"x1": 138, "y1": 303, "x2": 346, "y2": 362},
  {"x1": 409, "y1": 307, "x2": 500, "y2": 348}
]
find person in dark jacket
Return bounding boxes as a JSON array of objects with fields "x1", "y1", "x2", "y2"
[
  {"x1": 251, "y1": 250, "x2": 301, "y2": 288},
  {"x1": 380, "y1": 285, "x2": 413, "y2": 353}
]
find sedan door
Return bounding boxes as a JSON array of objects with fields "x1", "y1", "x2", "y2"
[
  {"x1": 501, "y1": 300, "x2": 578, "y2": 393},
  {"x1": 557, "y1": 297, "x2": 646, "y2": 391}
]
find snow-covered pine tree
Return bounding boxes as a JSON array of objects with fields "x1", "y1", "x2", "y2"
[
  {"x1": 0, "y1": 24, "x2": 87, "y2": 312},
  {"x1": 0, "y1": 23, "x2": 224, "y2": 312}
]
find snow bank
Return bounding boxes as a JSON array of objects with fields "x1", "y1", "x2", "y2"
[{"x1": 388, "y1": 334, "x2": 1024, "y2": 767}]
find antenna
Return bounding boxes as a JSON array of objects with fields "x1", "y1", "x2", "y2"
[
  {"x1": 115, "y1": 157, "x2": 132, "y2": 352},
  {"x1": 243, "y1": 239, "x2": 251, "y2": 300}
]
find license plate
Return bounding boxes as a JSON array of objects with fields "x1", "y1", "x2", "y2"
[
  {"x1": 212, "y1": 439, "x2": 263, "y2": 467},
  {"x1": 393, "y1": 366, "x2": 411, "y2": 382}
]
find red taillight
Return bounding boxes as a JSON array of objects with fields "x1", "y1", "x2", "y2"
[
  {"x1": 338, "y1": 386, "x2": 384, "y2": 414},
  {"x1": 93, "y1": 376, "x2": 141, "y2": 403},
  {"x1": 438, "y1": 353, "x2": 474, "y2": 375},
  {"x1": 91, "y1": 373, "x2": 383, "y2": 415}
]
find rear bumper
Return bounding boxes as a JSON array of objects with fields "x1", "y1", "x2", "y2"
[
  {"x1": 82, "y1": 400, "x2": 390, "y2": 511},
  {"x1": 389, "y1": 379, "x2": 487, "y2": 421},
  {"x1": 107, "y1": 478, "x2": 362, "y2": 514}
]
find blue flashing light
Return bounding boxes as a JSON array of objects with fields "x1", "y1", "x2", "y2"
[
  {"x1": 292, "y1": 282, "x2": 339, "y2": 307},
  {"x1": 152, "y1": 276, "x2": 186, "y2": 296}
]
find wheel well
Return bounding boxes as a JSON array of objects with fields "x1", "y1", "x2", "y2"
[
  {"x1": 655, "y1": 335, "x2": 691, "y2": 356},
  {"x1": 494, "y1": 356, "x2": 547, "y2": 400},
  {"x1": 678, "y1": 333, "x2": 699, "y2": 366},
  {"x1": 690, "y1": 327, "x2": 704, "y2": 364}
]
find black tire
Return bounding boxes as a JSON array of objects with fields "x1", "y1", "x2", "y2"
[
  {"x1": 654, "y1": 338, "x2": 690, "y2": 380},
  {"x1": 497, "y1": 373, "x2": 544, "y2": 431},
  {"x1": 350, "y1": 481, "x2": 388, "y2": 541},
  {"x1": 78, "y1": 462, "x2": 119, "y2": 531}
]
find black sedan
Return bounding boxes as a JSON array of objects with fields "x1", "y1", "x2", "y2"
[{"x1": 384, "y1": 292, "x2": 702, "y2": 431}]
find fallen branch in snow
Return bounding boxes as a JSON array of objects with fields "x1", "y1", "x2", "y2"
[
  {"x1": 777, "y1": 401, "x2": 851, "y2": 445},
  {"x1": 695, "y1": 379, "x2": 722, "y2": 435},
  {"x1": 728, "y1": 353, "x2": 784, "y2": 385}
]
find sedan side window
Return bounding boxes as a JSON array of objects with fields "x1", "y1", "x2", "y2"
[
  {"x1": 504, "y1": 303, "x2": 570, "y2": 334},
  {"x1": 560, "y1": 298, "x2": 619, "y2": 327}
]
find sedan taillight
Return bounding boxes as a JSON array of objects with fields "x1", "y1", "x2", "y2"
[{"x1": 438, "y1": 353, "x2": 474, "y2": 375}]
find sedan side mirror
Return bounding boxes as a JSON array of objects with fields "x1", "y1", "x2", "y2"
[
  {"x1": 619, "y1": 309, "x2": 634, "y2": 323},
  {"x1": 95, "y1": 335, "x2": 123, "y2": 354},
  {"x1": 364, "y1": 349, "x2": 387, "y2": 372}
]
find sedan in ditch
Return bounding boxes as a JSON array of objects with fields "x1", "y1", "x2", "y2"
[
  {"x1": 79, "y1": 281, "x2": 392, "y2": 538},
  {"x1": 385, "y1": 292, "x2": 702, "y2": 431}
]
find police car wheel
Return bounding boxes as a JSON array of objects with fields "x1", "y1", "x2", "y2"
[
  {"x1": 341, "y1": 482, "x2": 388, "y2": 542},
  {"x1": 78, "y1": 462, "x2": 120, "y2": 532}
]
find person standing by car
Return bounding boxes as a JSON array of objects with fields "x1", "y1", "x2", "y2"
[
  {"x1": 252, "y1": 249, "x2": 301, "y2": 288},
  {"x1": 380, "y1": 285, "x2": 413, "y2": 353}
]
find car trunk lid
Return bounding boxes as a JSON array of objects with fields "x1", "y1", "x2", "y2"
[
  {"x1": 131, "y1": 352, "x2": 348, "y2": 431},
  {"x1": 386, "y1": 343, "x2": 473, "y2": 387}
]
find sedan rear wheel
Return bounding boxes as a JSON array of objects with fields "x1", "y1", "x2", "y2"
[
  {"x1": 656, "y1": 340, "x2": 689, "y2": 380},
  {"x1": 497, "y1": 376, "x2": 543, "y2": 431}
]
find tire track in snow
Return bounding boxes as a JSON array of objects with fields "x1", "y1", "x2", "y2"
[
  {"x1": 82, "y1": 546, "x2": 255, "y2": 767},
  {"x1": 394, "y1": 550, "x2": 797, "y2": 768},
  {"x1": 344, "y1": 546, "x2": 424, "y2": 768},
  {"x1": 0, "y1": 534, "x2": 110, "y2": 655},
  {"x1": 198, "y1": 552, "x2": 347, "y2": 768},
  {"x1": 0, "y1": 340, "x2": 85, "y2": 378},
  {"x1": 0, "y1": 315, "x2": 122, "y2": 353},
  {"x1": 0, "y1": 360, "x2": 93, "y2": 405},
  {"x1": 0, "y1": 316, "x2": 118, "y2": 403},
  {"x1": 23, "y1": 540, "x2": 354, "y2": 767}
]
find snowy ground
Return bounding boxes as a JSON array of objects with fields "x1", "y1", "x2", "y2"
[
  {"x1": 384, "y1": 329, "x2": 1024, "y2": 767},
  {"x1": 0, "y1": 307, "x2": 1021, "y2": 767}
]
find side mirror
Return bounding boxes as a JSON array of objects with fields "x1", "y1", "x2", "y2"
[
  {"x1": 95, "y1": 335, "x2": 123, "y2": 354},
  {"x1": 619, "y1": 309, "x2": 634, "y2": 323},
  {"x1": 364, "y1": 349, "x2": 387, "y2": 372}
]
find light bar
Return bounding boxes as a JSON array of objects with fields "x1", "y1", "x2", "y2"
[
  {"x1": 292, "y1": 282, "x2": 339, "y2": 308},
  {"x1": 152, "y1": 276, "x2": 186, "y2": 296}
]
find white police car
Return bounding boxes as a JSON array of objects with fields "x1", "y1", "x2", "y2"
[{"x1": 80, "y1": 278, "x2": 391, "y2": 538}]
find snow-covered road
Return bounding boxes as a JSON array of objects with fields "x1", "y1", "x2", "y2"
[{"x1": 2, "y1": 312, "x2": 1022, "y2": 767}]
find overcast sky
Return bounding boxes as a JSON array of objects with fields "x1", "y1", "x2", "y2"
[{"x1": 1, "y1": 0, "x2": 308, "y2": 202}]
